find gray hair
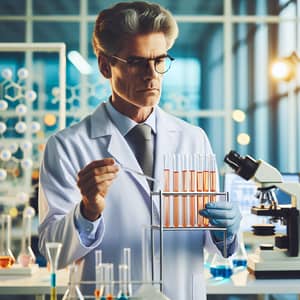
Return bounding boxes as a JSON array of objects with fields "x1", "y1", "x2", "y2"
[{"x1": 92, "y1": 1, "x2": 179, "y2": 57}]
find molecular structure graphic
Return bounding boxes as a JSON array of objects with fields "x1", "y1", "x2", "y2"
[{"x1": 0, "y1": 67, "x2": 46, "y2": 216}]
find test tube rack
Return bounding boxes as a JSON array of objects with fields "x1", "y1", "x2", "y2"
[{"x1": 150, "y1": 190, "x2": 229, "y2": 293}]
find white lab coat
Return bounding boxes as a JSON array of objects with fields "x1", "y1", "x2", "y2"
[{"x1": 38, "y1": 102, "x2": 225, "y2": 300}]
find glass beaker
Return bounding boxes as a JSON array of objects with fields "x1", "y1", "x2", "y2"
[
  {"x1": 17, "y1": 214, "x2": 36, "y2": 267},
  {"x1": 210, "y1": 252, "x2": 233, "y2": 279},
  {"x1": 0, "y1": 214, "x2": 15, "y2": 268}
]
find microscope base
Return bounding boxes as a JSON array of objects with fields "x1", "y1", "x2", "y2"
[{"x1": 248, "y1": 251, "x2": 300, "y2": 279}]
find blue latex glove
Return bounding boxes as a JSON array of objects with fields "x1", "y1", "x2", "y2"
[{"x1": 199, "y1": 201, "x2": 242, "y2": 241}]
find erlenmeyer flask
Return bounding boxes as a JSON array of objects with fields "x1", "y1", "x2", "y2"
[
  {"x1": 232, "y1": 232, "x2": 247, "y2": 269},
  {"x1": 62, "y1": 263, "x2": 84, "y2": 300},
  {"x1": 17, "y1": 213, "x2": 36, "y2": 267},
  {"x1": 210, "y1": 252, "x2": 233, "y2": 279},
  {"x1": 0, "y1": 214, "x2": 15, "y2": 268}
]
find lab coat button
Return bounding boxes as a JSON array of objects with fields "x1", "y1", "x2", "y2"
[{"x1": 86, "y1": 224, "x2": 93, "y2": 232}]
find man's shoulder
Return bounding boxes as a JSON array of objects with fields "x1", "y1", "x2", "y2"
[{"x1": 158, "y1": 107, "x2": 204, "y2": 133}]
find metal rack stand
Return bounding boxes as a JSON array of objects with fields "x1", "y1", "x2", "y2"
[{"x1": 150, "y1": 190, "x2": 229, "y2": 293}]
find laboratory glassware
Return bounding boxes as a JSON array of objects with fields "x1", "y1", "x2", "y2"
[
  {"x1": 209, "y1": 154, "x2": 217, "y2": 203},
  {"x1": 123, "y1": 248, "x2": 132, "y2": 296},
  {"x1": 189, "y1": 155, "x2": 196, "y2": 227},
  {"x1": 17, "y1": 214, "x2": 36, "y2": 267},
  {"x1": 118, "y1": 264, "x2": 129, "y2": 299},
  {"x1": 196, "y1": 154, "x2": 204, "y2": 226},
  {"x1": 46, "y1": 242, "x2": 62, "y2": 300},
  {"x1": 203, "y1": 155, "x2": 210, "y2": 226},
  {"x1": 62, "y1": 263, "x2": 84, "y2": 300},
  {"x1": 182, "y1": 154, "x2": 189, "y2": 227},
  {"x1": 0, "y1": 214, "x2": 15, "y2": 268},
  {"x1": 163, "y1": 154, "x2": 171, "y2": 227},
  {"x1": 210, "y1": 252, "x2": 233, "y2": 279},
  {"x1": 232, "y1": 232, "x2": 248, "y2": 268},
  {"x1": 95, "y1": 263, "x2": 106, "y2": 300},
  {"x1": 172, "y1": 154, "x2": 180, "y2": 227}
]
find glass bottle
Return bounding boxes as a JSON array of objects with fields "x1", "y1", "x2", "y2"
[
  {"x1": 210, "y1": 252, "x2": 233, "y2": 279},
  {"x1": 17, "y1": 214, "x2": 36, "y2": 267},
  {"x1": 0, "y1": 214, "x2": 15, "y2": 268}
]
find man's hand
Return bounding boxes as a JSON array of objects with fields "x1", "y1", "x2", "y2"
[
  {"x1": 77, "y1": 158, "x2": 119, "y2": 221},
  {"x1": 199, "y1": 201, "x2": 242, "y2": 241}
]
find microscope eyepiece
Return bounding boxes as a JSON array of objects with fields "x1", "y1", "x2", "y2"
[{"x1": 224, "y1": 150, "x2": 259, "y2": 180}]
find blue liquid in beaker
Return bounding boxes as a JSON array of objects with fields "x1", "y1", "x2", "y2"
[
  {"x1": 233, "y1": 259, "x2": 247, "y2": 268},
  {"x1": 210, "y1": 265, "x2": 233, "y2": 278}
]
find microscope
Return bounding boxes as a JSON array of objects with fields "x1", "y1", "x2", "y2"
[{"x1": 224, "y1": 150, "x2": 300, "y2": 279}]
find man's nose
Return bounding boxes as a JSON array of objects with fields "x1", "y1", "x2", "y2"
[{"x1": 143, "y1": 60, "x2": 158, "y2": 79}]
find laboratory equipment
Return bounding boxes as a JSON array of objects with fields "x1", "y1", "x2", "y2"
[
  {"x1": 224, "y1": 150, "x2": 300, "y2": 278},
  {"x1": 172, "y1": 154, "x2": 180, "y2": 227},
  {"x1": 118, "y1": 264, "x2": 129, "y2": 299},
  {"x1": 210, "y1": 252, "x2": 233, "y2": 279},
  {"x1": 232, "y1": 232, "x2": 247, "y2": 269},
  {"x1": 0, "y1": 214, "x2": 15, "y2": 268},
  {"x1": 46, "y1": 242, "x2": 62, "y2": 300},
  {"x1": 122, "y1": 248, "x2": 132, "y2": 296},
  {"x1": 163, "y1": 154, "x2": 171, "y2": 227},
  {"x1": 17, "y1": 212, "x2": 36, "y2": 267},
  {"x1": 62, "y1": 263, "x2": 84, "y2": 300}
]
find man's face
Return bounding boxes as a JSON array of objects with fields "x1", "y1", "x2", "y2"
[{"x1": 109, "y1": 32, "x2": 168, "y2": 110}]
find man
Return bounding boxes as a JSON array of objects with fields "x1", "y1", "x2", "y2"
[{"x1": 38, "y1": 2, "x2": 241, "y2": 299}]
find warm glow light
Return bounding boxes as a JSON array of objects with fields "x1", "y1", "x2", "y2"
[
  {"x1": 44, "y1": 113, "x2": 57, "y2": 126},
  {"x1": 237, "y1": 133, "x2": 250, "y2": 145},
  {"x1": 271, "y1": 58, "x2": 295, "y2": 81},
  {"x1": 232, "y1": 110, "x2": 246, "y2": 122},
  {"x1": 68, "y1": 51, "x2": 93, "y2": 75}
]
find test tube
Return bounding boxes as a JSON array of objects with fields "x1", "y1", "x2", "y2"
[
  {"x1": 172, "y1": 154, "x2": 181, "y2": 227},
  {"x1": 105, "y1": 263, "x2": 114, "y2": 298},
  {"x1": 210, "y1": 154, "x2": 217, "y2": 203},
  {"x1": 118, "y1": 264, "x2": 129, "y2": 299},
  {"x1": 94, "y1": 250, "x2": 103, "y2": 299},
  {"x1": 182, "y1": 154, "x2": 189, "y2": 227},
  {"x1": 123, "y1": 248, "x2": 132, "y2": 296},
  {"x1": 189, "y1": 155, "x2": 196, "y2": 227},
  {"x1": 163, "y1": 154, "x2": 171, "y2": 227},
  {"x1": 197, "y1": 154, "x2": 204, "y2": 227},
  {"x1": 203, "y1": 155, "x2": 210, "y2": 226}
]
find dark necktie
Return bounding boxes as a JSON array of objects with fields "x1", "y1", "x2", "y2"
[{"x1": 126, "y1": 124, "x2": 154, "y2": 184}]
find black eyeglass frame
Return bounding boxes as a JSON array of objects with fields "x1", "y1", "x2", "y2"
[{"x1": 110, "y1": 54, "x2": 175, "y2": 74}]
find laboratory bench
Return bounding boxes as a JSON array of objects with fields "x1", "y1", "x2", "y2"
[{"x1": 0, "y1": 267, "x2": 300, "y2": 300}]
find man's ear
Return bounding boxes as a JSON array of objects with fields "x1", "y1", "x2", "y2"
[{"x1": 98, "y1": 55, "x2": 111, "y2": 78}]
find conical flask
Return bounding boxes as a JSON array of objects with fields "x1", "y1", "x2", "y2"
[
  {"x1": 232, "y1": 231, "x2": 247, "y2": 269},
  {"x1": 17, "y1": 213, "x2": 36, "y2": 267},
  {"x1": 0, "y1": 214, "x2": 15, "y2": 268},
  {"x1": 62, "y1": 263, "x2": 84, "y2": 300},
  {"x1": 210, "y1": 252, "x2": 233, "y2": 279}
]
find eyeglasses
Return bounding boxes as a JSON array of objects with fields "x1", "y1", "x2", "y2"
[{"x1": 110, "y1": 54, "x2": 174, "y2": 74}]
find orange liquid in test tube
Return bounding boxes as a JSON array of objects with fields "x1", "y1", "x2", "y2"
[
  {"x1": 182, "y1": 170, "x2": 189, "y2": 227},
  {"x1": 203, "y1": 170, "x2": 210, "y2": 226},
  {"x1": 173, "y1": 170, "x2": 179, "y2": 227},
  {"x1": 197, "y1": 171, "x2": 203, "y2": 226},
  {"x1": 164, "y1": 168, "x2": 170, "y2": 227},
  {"x1": 189, "y1": 170, "x2": 196, "y2": 227},
  {"x1": 210, "y1": 171, "x2": 216, "y2": 203}
]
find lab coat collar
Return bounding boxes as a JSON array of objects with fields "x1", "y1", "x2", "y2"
[{"x1": 89, "y1": 103, "x2": 182, "y2": 196}]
